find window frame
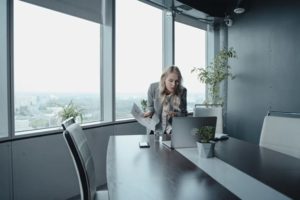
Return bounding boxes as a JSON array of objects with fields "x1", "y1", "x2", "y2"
[
  {"x1": 11, "y1": 0, "x2": 104, "y2": 136},
  {"x1": 2, "y1": 0, "x2": 210, "y2": 140},
  {"x1": 114, "y1": 0, "x2": 168, "y2": 121},
  {"x1": 0, "y1": 0, "x2": 12, "y2": 141},
  {"x1": 173, "y1": 19, "x2": 208, "y2": 112}
]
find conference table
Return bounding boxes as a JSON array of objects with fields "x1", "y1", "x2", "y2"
[{"x1": 106, "y1": 135, "x2": 300, "y2": 200}]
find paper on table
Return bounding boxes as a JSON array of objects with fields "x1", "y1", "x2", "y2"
[{"x1": 131, "y1": 103, "x2": 159, "y2": 131}]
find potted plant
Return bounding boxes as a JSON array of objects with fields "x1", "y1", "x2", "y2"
[
  {"x1": 194, "y1": 126, "x2": 216, "y2": 158},
  {"x1": 58, "y1": 100, "x2": 84, "y2": 123},
  {"x1": 140, "y1": 99, "x2": 147, "y2": 112},
  {"x1": 191, "y1": 47, "x2": 237, "y2": 105}
]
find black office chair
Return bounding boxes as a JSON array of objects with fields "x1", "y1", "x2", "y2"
[{"x1": 62, "y1": 117, "x2": 109, "y2": 200}]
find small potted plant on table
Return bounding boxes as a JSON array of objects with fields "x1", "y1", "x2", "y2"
[{"x1": 195, "y1": 126, "x2": 216, "y2": 158}]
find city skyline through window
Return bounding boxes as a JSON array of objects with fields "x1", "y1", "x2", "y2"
[
  {"x1": 115, "y1": 0, "x2": 163, "y2": 120},
  {"x1": 175, "y1": 22, "x2": 206, "y2": 112},
  {"x1": 14, "y1": 0, "x2": 101, "y2": 133}
]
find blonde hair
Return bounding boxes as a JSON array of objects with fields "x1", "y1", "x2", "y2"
[{"x1": 159, "y1": 66, "x2": 183, "y2": 110}]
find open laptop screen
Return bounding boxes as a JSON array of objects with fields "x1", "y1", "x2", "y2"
[{"x1": 170, "y1": 116, "x2": 217, "y2": 149}]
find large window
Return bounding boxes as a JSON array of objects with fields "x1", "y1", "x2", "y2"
[
  {"x1": 175, "y1": 22, "x2": 206, "y2": 112},
  {"x1": 0, "y1": 0, "x2": 9, "y2": 139},
  {"x1": 115, "y1": 0, "x2": 162, "y2": 120},
  {"x1": 14, "y1": 1, "x2": 101, "y2": 133}
]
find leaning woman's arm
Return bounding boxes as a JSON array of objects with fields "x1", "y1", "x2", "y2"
[{"x1": 177, "y1": 88, "x2": 187, "y2": 116}]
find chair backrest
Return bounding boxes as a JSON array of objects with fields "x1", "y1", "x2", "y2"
[
  {"x1": 63, "y1": 123, "x2": 97, "y2": 200},
  {"x1": 62, "y1": 117, "x2": 76, "y2": 130},
  {"x1": 259, "y1": 114, "x2": 300, "y2": 159},
  {"x1": 193, "y1": 104, "x2": 223, "y2": 134}
]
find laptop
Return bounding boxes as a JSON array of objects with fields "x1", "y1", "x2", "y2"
[{"x1": 162, "y1": 116, "x2": 217, "y2": 149}]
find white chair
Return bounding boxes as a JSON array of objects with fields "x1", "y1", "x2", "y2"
[
  {"x1": 193, "y1": 104, "x2": 223, "y2": 134},
  {"x1": 259, "y1": 112, "x2": 300, "y2": 159}
]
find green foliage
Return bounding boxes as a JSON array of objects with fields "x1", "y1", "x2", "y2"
[
  {"x1": 140, "y1": 99, "x2": 147, "y2": 112},
  {"x1": 58, "y1": 100, "x2": 83, "y2": 123},
  {"x1": 29, "y1": 118, "x2": 49, "y2": 129},
  {"x1": 192, "y1": 47, "x2": 237, "y2": 104},
  {"x1": 196, "y1": 126, "x2": 215, "y2": 143}
]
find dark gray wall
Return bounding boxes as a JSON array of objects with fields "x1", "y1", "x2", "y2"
[
  {"x1": 5, "y1": 122, "x2": 145, "y2": 200},
  {"x1": 0, "y1": 142, "x2": 12, "y2": 200},
  {"x1": 12, "y1": 134, "x2": 79, "y2": 200},
  {"x1": 226, "y1": 0, "x2": 300, "y2": 143}
]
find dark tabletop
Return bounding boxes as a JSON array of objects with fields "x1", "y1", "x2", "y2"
[
  {"x1": 106, "y1": 135, "x2": 239, "y2": 200},
  {"x1": 215, "y1": 137, "x2": 300, "y2": 199}
]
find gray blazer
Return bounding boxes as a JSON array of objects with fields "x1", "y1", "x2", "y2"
[{"x1": 147, "y1": 82, "x2": 187, "y2": 131}]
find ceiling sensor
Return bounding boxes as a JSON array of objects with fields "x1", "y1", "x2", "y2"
[
  {"x1": 225, "y1": 18, "x2": 233, "y2": 26},
  {"x1": 224, "y1": 16, "x2": 233, "y2": 26}
]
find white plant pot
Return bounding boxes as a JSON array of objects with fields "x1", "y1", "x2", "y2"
[{"x1": 197, "y1": 141, "x2": 215, "y2": 158}]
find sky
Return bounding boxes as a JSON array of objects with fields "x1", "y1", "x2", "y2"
[
  {"x1": 14, "y1": 1, "x2": 100, "y2": 94},
  {"x1": 14, "y1": 0, "x2": 205, "y2": 95}
]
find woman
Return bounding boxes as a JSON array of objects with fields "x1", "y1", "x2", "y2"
[{"x1": 144, "y1": 66, "x2": 187, "y2": 134}]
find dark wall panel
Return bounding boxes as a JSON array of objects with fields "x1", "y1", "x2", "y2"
[
  {"x1": 11, "y1": 122, "x2": 143, "y2": 200},
  {"x1": 227, "y1": 0, "x2": 300, "y2": 143},
  {"x1": 12, "y1": 134, "x2": 79, "y2": 200},
  {"x1": 0, "y1": 142, "x2": 12, "y2": 200}
]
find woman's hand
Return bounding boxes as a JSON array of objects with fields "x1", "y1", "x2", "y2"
[
  {"x1": 144, "y1": 111, "x2": 153, "y2": 118},
  {"x1": 167, "y1": 111, "x2": 177, "y2": 117}
]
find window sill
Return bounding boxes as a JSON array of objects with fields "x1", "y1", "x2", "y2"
[{"x1": 10, "y1": 119, "x2": 138, "y2": 141}]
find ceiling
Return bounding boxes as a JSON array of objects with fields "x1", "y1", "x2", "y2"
[
  {"x1": 139, "y1": 0, "x2": 249, "y2": 24},
  {"x1": 177, "y1": 0, "x2": 241, "y2": 18}
]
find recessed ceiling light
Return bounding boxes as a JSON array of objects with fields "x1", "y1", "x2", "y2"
[{"x1": 234, "y1": 7, "x2": 245, "y2": 14}]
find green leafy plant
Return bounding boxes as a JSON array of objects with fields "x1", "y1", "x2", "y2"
[
  {"x1": 195, "y1": 126, "x2": 215, "y2": 143},
  {"x1": 192, "y1": 47, "x2": 237, "y2": 105},
  {"x1": 58, "y1": 100, "x2": 83, "y2": 123},
  {"x1": 140, "y1": 99, "x2": 147, "y2": 112}
]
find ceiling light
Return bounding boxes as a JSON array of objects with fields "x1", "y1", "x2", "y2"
[
  {"x1": 234, "y1": 7, "x2": 245, "y2": 14},
  {"x1": 234, "y1": 0, "x2": 246, "y2": 14}
]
